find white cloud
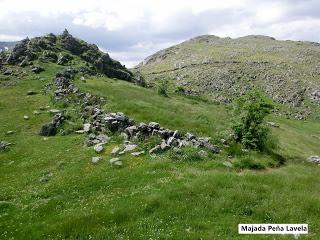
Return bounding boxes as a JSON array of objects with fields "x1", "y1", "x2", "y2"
[{"x1": 0, "y1": 0, "x2": 319, "y2": 65}]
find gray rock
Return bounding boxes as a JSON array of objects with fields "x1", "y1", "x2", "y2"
[
  {"x1": 120, "y1": 132, "x2": 129, "y2": 141},
  {"x1": 149, "y1": 122, "x2": 160, "y2": 129},
  {"x1": 267, "y1": 121, "x2": 279, "y2": 128},
  {"x1": 31, "y1": 65, "x2": 44, "y2": 73},
  {"x1": 49, "y1": 109, "x2": 62, "y2": 114},
  {"x1": 109, "y1": 157, "x2": 122, "y2": 166},
  {"x1": 124, "y1": 144, "x2": 137, "y2": 152},
  {"x1": 160, "y1": 141, "x2": 169, "y2": 150},
  {"x1": 111, "y1": 147, "x2": 120, "y2": 156},
  {"x1": 27, "y1": 90, "x2": 37, "y2": 95},
  {"x1": 149, "y1": 145, "x2": 161, "y2": 154},
  {"x1": 198, "y1": 150, "x2": 208, "y2": 158},
  {"x1": 185, "y1": 132, "x2": 195, "y2": 140},
  {"x1": 92, "y1": 156, "x2": 102, "y2": 163},
  {"x1": 307, "y1": 156, "x2": 320, "y2": 164},
  {"x1": 75, "y1": 130, "x2": 85, "y2": 134},
  {"x1": 39, "y1": 172, "x2": 53, "y2": 182},
  {"x1": 6, "y1": 131, "x2": 14, "y2": 135},
  {"x1": 0, "y1": 141, "x2": 11, "y2": 151},
  {"x1": 83, "y1": 123, "x2": 91, "y2": 132},
  {"x1": 131, "y1": 151, "x2": 145, "y2": 156},
  {"x1": 95, "y1": 134, "x2": 110, "y2": 144},
  {"x1": 39, "y1": 123, "x2": 56, "y2": 136},
  {"x1": 3, "y1": 69, "x2": 13, "y2": 75},
  {"x1": 94, "y1": 144, "x2": 104, "y2": 153},
  {"x1": 125, "y1": 125, "x2": 137, "y2": 137},
  {"x1": 23, "y1": 115, "x2": 29, "y2": 120}
]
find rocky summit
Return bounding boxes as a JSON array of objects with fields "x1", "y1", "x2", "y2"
[
  {"x1": 0, "y1": 29, "x2": 136, "y2": 83},
  {"x1": 135, "y1": 35, "x2": 320, "y2": 119}
]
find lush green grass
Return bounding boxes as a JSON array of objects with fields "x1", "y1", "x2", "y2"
[{"x1": 1, "y1": 65, "x2": 320, "y2": 239}]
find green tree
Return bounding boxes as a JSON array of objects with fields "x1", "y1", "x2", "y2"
[
  {"x1": 231, "y1": 90, "x2": 273, "y2": 151},
  {"x1": 157, "y1": 80, "x2": 169, "y2": 97}
]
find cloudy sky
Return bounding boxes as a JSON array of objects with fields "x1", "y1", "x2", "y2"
[{"x1": 0, "y1": 0, "x2": 320, "y2": 67}]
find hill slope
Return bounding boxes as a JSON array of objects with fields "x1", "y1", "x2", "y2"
[
  {"x1": 1, "y1": 32, "x2": 320, "y2": 239},
  {"x1": 135, "y1": 35, "x2": 320, "y2": 118}
]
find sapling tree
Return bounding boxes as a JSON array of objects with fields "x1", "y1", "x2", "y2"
[{"x1": 231, "y1": 90, "x2": 273, "y2": 151}]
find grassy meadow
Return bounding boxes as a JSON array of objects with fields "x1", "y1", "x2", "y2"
[{"x1": 1, "y1": 65, "x2": 320, "y2": 239}]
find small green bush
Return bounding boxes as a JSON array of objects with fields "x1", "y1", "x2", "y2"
[
  {"x1": 175, "y1": 86, "x2": 185, "y2": 94},
  {"x1": 231, "y1": 90, "x2": 274, "y2": 151},
  {"x1": 157, "y1": 80, "x2": 169, "y2": 97}
]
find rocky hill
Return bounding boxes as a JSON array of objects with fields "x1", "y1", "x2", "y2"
[
  {"x1": 135, "y1": 35, "x2": 320, "y2": 118},
  {"x1": 0, "y1": 29, "x2": 135, "y2": 82}
]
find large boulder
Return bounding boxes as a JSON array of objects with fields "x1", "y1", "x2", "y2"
[{"x1": 39, "y1": 123, "x2": 56, "y2": 136}]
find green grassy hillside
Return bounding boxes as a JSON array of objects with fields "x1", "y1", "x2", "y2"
[{"x1": 1, "y1": 60, "x2": 320, "y2": 239}]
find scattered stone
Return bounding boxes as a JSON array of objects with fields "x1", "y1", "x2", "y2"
[
  {"x1": 27, "y1": 90, "x2": 37, "y2": 95},
  {"x1": 39, "y1": 123, "x2": 56, "y2": 136},
  {"x1": 31, "y1": 65, "x2": 44, "y2": 73},
  {"x1": 6, "y1": 131, "x2": 14, "y2": 135},
  {"x1": 160, "y1": 141, "x2": 169, "y2": 150},
  {"x1": 49, "y1": 109, "x2": 62, "y2": 114},
  {"x1": 94, "y1": 144, "x2": 104, "y2": 153},
  {"x1": 92, "y1": 156, "x2": 102, "y2": 163},
  {"x1": 39, "y1": 113, "x2": 64, "y2": 136},
  {"x1": 111, "y1": 147, "x2": 120, "y2": 156},
  {"x1": 3, "y1": 69, "x2": 13, "y2": 75},
  {"x1": 75, "y1": 130, "x2": 85, "y2": 134},
  {"x1": 131, "y1": 151, "x2": 145, "y2": 156},
  {"x1": 24, "y1": 115, "x2": 29, "y2": 120},
  {"x1": 109, "y1": 157, "x2": 122, "y2": 166},
  {"x1": 267, "y1": 121, "x2": 280, "y2": 128},
  {"x1": 83, "y1": 123, "x2": 91, "y2": 132},
  {"x1": 307, "y1": 156, "x2": 320, "y2": 164},
  {"x1": 198, "y1": 150, "x2": 208, "y2": 158},
  {"x1": 149, "y1": 145, "x2": 161, "y2": 154},
  {"x1": 0, "y1": 141, "x2": 11, "y2": 151},
  {"x1": 39, "y1": 172, "x2": 53, "y2": 183},
  {"x1": 124, "y1": 144, "x2": 137, "y2": 152}
]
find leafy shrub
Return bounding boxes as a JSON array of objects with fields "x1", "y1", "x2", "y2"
[
  {"x1": 157, "y1": 80, "x2": 169, "y2": 97},
  {"x1": 231, "y1": 90, "x2": 274, "y2": 151},
  {"x1": 175, "y1": 86, "x2": 185, "y2": 94}
]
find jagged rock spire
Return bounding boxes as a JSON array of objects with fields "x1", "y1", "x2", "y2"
[{"x1": 62, "y1": 29, "x2": 70, "y2": 38}]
